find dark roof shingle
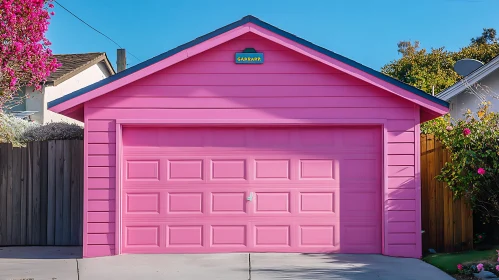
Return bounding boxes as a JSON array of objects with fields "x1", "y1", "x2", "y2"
[{"x1": 47, "y1": 53, "x2": 114, "y2": 85}]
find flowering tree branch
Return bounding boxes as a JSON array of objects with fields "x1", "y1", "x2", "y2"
[{"x1": 0, "y1": 0, "x2": 60, "y2": 107}]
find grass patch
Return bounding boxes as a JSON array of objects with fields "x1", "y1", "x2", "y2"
[{"x1": 423, "y1": 249, "x2": 497, "y2": 274}]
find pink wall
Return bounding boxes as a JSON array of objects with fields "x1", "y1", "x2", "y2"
[{"x1": 83, "y1": 33, "x2": 421, "y2": 258}]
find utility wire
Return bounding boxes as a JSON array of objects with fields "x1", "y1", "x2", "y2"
[{"x1": 54, "y1": 1, "x2": 142, "y2": 63}]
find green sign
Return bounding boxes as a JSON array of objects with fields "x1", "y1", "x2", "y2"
[{"x1": 235, "y1": 52, "x2": 264, "y2": 64}]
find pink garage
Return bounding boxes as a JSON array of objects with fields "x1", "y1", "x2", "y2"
[{"x1": 49, "y1": 16, "x2": 448, "y2": 258}]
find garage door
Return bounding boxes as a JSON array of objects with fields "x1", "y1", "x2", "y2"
[{"x1": 121, "y1": 126, "x2": 382, "y2": 254}]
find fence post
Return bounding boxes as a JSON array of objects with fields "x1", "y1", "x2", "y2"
[
  {"x1": 31, "y1": 141, "x2": 42, "y2": 245},
  {"x1": 47, "y1": 140, "x2": 56, "y2": 245},
  {"x1": 0, "y1": 144, "x2": 8, "y2": 245},
  {"x1": 421, "y1": 134, "x2": 474, "y2": 253}
]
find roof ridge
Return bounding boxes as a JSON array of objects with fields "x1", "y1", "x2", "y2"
[
  {"x1": 48, "y1": 52, "x2": 111, "y2": 85},
  {"x1": 54, "y1": 52, "x2": 104, "y2": 56}
]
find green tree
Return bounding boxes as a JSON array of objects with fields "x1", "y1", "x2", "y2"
[
  {"x1": 471, "y1": 28, "x2": 497, "y2": 45},
  {"x1": 381, "y1": 28, "x2": 499, "y2": 95}
]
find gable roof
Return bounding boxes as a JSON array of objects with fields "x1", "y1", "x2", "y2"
[
  {"x1": 438, "y1": 55, "x2": 499, "y2": 101},
  {"x1": 48, "y1": 15, "x2": 448, "y2": 121},
  {"x1": 47, "y1": 53, "x2": 115, "y2": 86}
]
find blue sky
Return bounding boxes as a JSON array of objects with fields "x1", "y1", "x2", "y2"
[{"x1": 47, "y1": 0, "x2": 499, "y2": 71}]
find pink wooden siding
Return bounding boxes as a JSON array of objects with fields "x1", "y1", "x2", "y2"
[
  {"x1": 85, "y1": 120, "x2": 117, "y2": 256},
  {"x1": 83, "y1": 33, "x2": 421, "y2": 258}
]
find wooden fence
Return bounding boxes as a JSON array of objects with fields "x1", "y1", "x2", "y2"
[
  {"x1": 0, "y1": 140, "x2": 83, "y2": 246},
  {"x1": 421, "y1": 134, "x2": 473, "y2": 253},
  {"x1": 0, "y1": 136, "x2": 475, "y2": 252}
]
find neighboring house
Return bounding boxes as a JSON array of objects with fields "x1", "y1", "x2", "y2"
[
  {"x1": 8, "y1": 53, "x2": 115, "y2": 124},
  {"x1": 438, "y1": 55, "x2": 499, "y2": 118},
  {"x1": 49, "y1": 15, "x2": 448, "y2": 258}
]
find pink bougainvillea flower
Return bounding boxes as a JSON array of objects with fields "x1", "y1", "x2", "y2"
[
  {"x1": 478, "y1": 235, "x2": 483, "y2": 239},
  {"x1": 478, "y1": 168, "x2": 486, "y2": 175},
  {"x1": 457, "y1": 264, "x2": 463, "y2": 270},
  {"x1": 463, "y1": 128, "x2": 471, "y2": 136},
  {"x1": 477, "y1": 263, "x2": 484, "y2": 271},
  {"x1": 9, "y1": 77, "x2": 17, "y2": 87},
  {"x1": 446, "y1": 126, "x2": 453, "y2": 131},
  {"x1": 496, "y1": 265, "x2": 499, "y2": 271},
  {"x1": 0, "y1": 0, "x2": 59, "y2": 105},
  {"x1": 13, "y1": 42, "x2": 22, "y2": 51}
]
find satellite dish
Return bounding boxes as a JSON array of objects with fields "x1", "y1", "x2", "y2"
[{"x1": 454, "y1": 59, "x2": 484, "y2": 76}]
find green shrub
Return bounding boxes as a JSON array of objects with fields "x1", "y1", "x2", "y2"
[
  {"x1": 22, "y1": 122, "x2": 83, "y2": 142},
  {"x1": 0, "y1": 112, "x2": 40, "y2": 147},
  {"x1": 422, "y1": 102, "x2": 499, "y2": 224},
  {"x1": 0, "y1": 112, "x2": 83, "y2": 146}
]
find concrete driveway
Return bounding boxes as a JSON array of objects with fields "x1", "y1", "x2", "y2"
[{"x1": 0, "y1": 247, "x2": 454, "y2": 280}]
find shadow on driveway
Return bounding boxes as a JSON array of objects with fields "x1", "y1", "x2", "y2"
[
  {"x1": 0, "y1": 246, "x2": 82, "y2": 259},
  {"x1": 0, "y1": 247, "x2": 80, "y2": 280},
  {"x1": 250, "y1": 253, "x2": 454, "y2": 280}
]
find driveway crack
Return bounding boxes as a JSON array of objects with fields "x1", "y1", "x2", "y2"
[
  {"x1": 76, "y1": 258, "x2": 80, "y2": 280},
  {"x1": 248, "y1": 253, "x2": 252, "y2": 280}
]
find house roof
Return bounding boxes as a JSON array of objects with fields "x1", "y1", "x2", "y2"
[
  {"x1": 438, "y1": 54, "x2": 499, "y2": 101},
  {"x1": 47, "y1": 53, "x2": 115, "y2": 86},
  {"x1": 48, "y1": 15, "x2": 449, "y2": 121}
]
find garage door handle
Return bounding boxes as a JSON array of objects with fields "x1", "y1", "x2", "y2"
[{"x1": 247, "y1": 192, "x2": 254, "y2": 201}]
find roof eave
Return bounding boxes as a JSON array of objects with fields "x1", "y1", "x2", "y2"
[
  {"x1": 47, "y1": 19, "x2": 252, "y2": 111},
  {"x1": 245, "y1": 21, "x2": 448, "y2": 115},
  {"x1": 247, "y1": 18, "x2": 449, "y2": 110},
  {"x1": 438, "y1": 55, "x2": 499, "y2": 101},
  {"x1": 51, "y1": 53, "x2": 115, "y2": 86},
  {"x1": 48, "y1": 15, "x2": 448, "y2": 118},
  {"x1": 101, "y1": 53, "x2": 116, "y2": 75}
]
